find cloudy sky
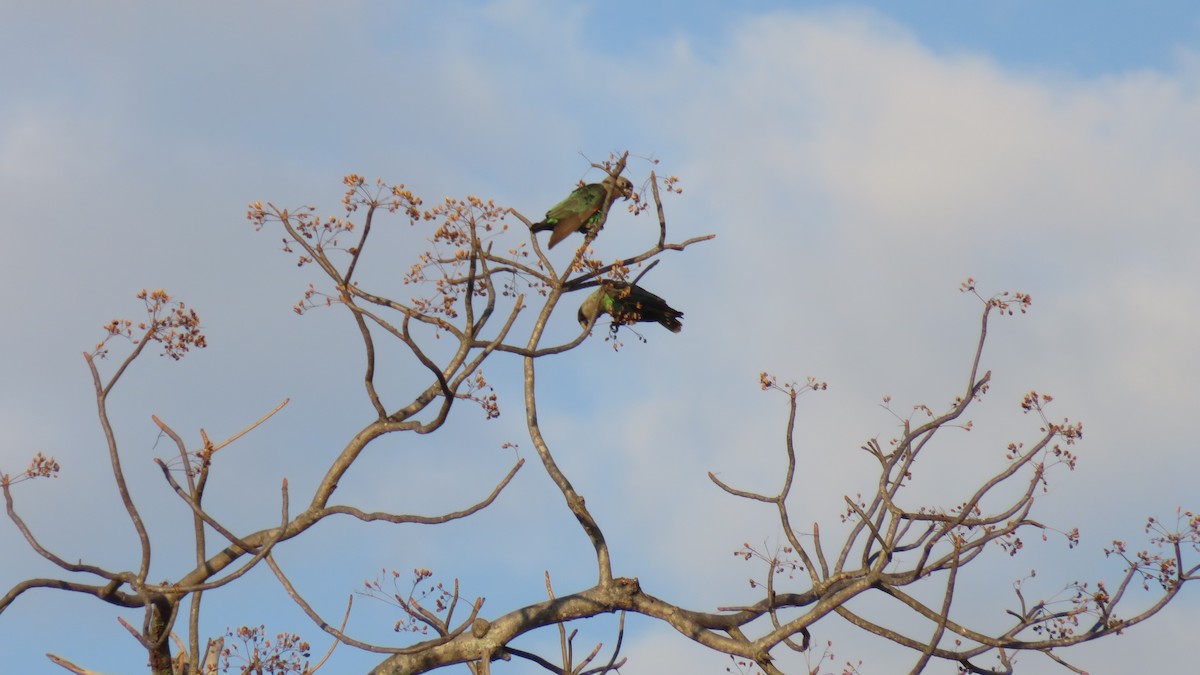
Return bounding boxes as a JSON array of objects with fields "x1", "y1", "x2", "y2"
[{"x1": 2, "y1": 2, "x2": 1199, "y2": 673}]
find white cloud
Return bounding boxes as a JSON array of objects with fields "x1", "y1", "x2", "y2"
[{"x1": 599, "y1": 8, "x2": 1200, "y2": 671}]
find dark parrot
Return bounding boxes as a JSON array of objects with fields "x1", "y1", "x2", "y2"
[
  {"x1": 577, "y1": 281, "x2": 683, "y2": 334},
  {"x1": 531, "y1": 174, "x2": 634, "y2": 249}
]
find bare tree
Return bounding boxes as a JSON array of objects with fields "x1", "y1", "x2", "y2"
[
  {"x1": 2, "y1": 153, "x2": 1195, "y2": 675},
  {"x1": 711, "y1": 282, "x2": 1199, "y2": 674}
]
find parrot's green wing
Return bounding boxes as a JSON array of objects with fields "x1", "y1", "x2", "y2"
[{"x1": 531, "y1": 184, "x2": 606, "y2": 248}]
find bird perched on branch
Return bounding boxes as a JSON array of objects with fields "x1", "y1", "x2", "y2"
[
  {"x1": 577, "y1": 281, "x2": 683, "y2": 333},
  {"x1": 531, "y1": 174, "x2": 634, "y2": 248}
]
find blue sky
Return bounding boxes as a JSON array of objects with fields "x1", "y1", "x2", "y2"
[{"x1": 2, "y1": 2, "x2": 1199, "y2": 674}]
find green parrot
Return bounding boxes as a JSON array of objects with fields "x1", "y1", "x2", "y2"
[
  {"x1": 531, "y1": 174, "x2": 634, "y2": 249},
  {"x1": 577, "y1": 281, "x2": 683, "y2": 334}
]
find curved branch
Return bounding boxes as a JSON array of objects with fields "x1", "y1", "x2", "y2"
[
  {"x1": 345, "y1": 294, "x2": 389, "y2": 418},
  {"x1": 1, "y1": 577, "x2": 140, "y2": 613},
  {"x1": 522, "y1": 287, "x2": 611, "y2": 584},
  {"x1": 563, "y1": 234, "x2": 717, "y2": 292},
  {"x1": 369, "y1": 575, "x2": 873, "y2": 674},
  {"x1": 319, "y1": 458, "x2": 524, "y2": 524},
  {"x1": 3, "y1": 481, "x2": 127, "y2": 585},
  {"x1": 344, "y1": 202, "x2": 376, "y2": 286},
  {"x1": 85, "y1": 351, "x2": 153, "y2": 585}
]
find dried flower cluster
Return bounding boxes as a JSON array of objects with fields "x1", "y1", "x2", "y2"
[
  {"x1": 222, "y1": 625, "x2": 312, "y2": 675},
  {"x1": 93, "y1": 289, "x2": 207, "y2": 360}
]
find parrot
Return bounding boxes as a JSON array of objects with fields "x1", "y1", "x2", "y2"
[
  {"x1": 531, "y1": 174, "x2": 634, "y2": 248},
  {"x1": 577, "y1": 281, "x2": 683, "y2": 334}
]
